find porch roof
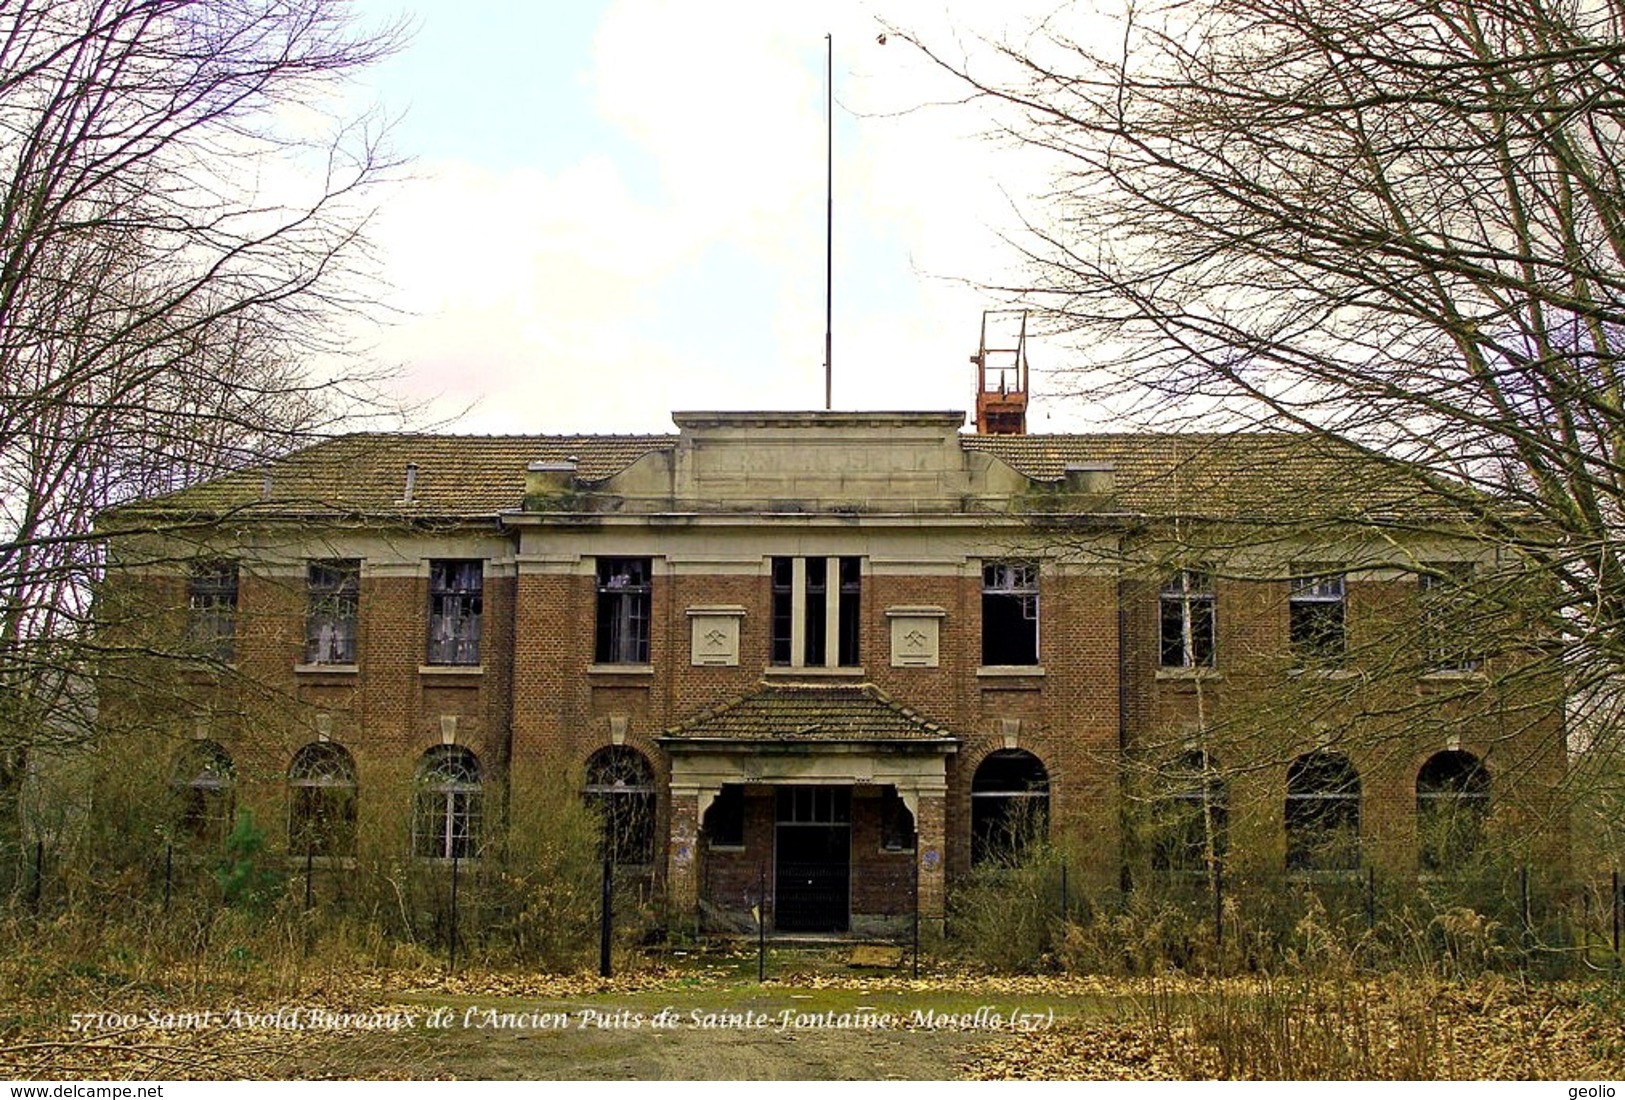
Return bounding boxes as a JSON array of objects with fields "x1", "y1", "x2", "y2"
[{"x1": 657, "y1": 682, "x2": 959, "y2": 748}]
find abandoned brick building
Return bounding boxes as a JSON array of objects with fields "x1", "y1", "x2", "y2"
[{"x1": 108, "y1": 357, "x2": 1567, "y2": 935}]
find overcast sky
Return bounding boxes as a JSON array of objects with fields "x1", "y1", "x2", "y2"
[{"x1": 338, "y1": 0, "x2": 1106, "y2": 436}]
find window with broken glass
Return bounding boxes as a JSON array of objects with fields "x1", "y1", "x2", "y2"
[
  {"x1": 186, "y1": 560, "x2": 238, "y2": 662},
  {"x1": 171, "y1": 740, "x2": 235, "y2": 844},
  {"x1": 982, "y1": 560, "x2": 1039, "y2": 666},
  {"x1": 413, "y1": 745, "x2": 482, "y2": 859},
  {"x1": 288, "y1": 742, "x2": 358, "y2": 857},
  {"x1": 1289, "y1": 567, "x2": 1346, "y2": 663},
  {"x1": 585, "y1": 746, "x2": 657, "y2": 865},
  {"x1": 595, "y1": 557, "x2": 651, "y2": 663},
  {"x1": 305, "y1": 559, "x2": 359, "y2": 665},
  {"x1": 427, "y1": 560, "x2": 482, "y2": 665},
  {"x1": 1159, "y1": 569, "x2": 1215, "y2": 668}
]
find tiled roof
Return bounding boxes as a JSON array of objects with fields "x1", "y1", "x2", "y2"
[
  {"x1": 963, "y1": 431, "x2": 1430, "y2": 516},
  {"x1": 660, "y1": 683, "x2": 956, "y2": 744},
  {"x1": 112, "y1": 426, "x2": 1437, "y2": 520},
  {"x1": 116, "y1": 433, "x2": 676, "y2": 518}
]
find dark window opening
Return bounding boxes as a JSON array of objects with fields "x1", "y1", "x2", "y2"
[
  {"x1": 770, "y1": 557, "x2": 794, "y2": 665},
  {"x1": 1160, "y1": 570, "x2": 1215, "y2": 668},
  {"x1": 171, "y1": 740, "x2": 235, "y2": 844},
  {"x1": 776, "y1": 786, "x2": 851, "y2": 824},
  {"x1": 703, "y1": 785, "x2": 745, "y2": 848},
  {"x1": 305, "y1": 559, "x2": 359, "y2": 665},
  {"x1": 1285, "y1": 751, "x2": 1361, "y2": 872},
  {"x1": 595, "y1": 557, "x2": 651, "y2": 664},
  {"x1": 413, "y1": 745, "x2": 481, "y2": 859},
  {"x1": 971, "y1": 749, "x2": 1049, "y2": 866},
  {"x1": 585, "y1": 746, "x2": 656, "y2": 865},
  {"x1": 187, "y1": 560, "x2": 238, "y2": 662},
  {"x1": 288, "y1": 742, "x2": 358, "y2": 857},
  {"x1": 805, "y1": 557, "x2": 828, "y2": 666},
  {"x1": 427, "y1": 560, "x2": 482, "y2": 665},
  {"x1": 880, "y1": 788, "x2": 915, "y2": 852},
  {"x1": 1417, "y1": 750, "x2": 1490, "y2": 872},
  {"x1": 838, "y1": 556, "x2": 861, "y2": 666},
  {"x1": 1289, "y1": 568, "x2": 1346, "y2": 663},
  {"x1": 982, "y1": 561, "x2": 1039, "y2": 666},
  {"x1": 1151, "y1": 750, "x2": 1227, "y2": 873}
]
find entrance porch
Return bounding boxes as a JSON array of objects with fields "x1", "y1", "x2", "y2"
[{"x1": 655, "y1": 683, "x2": 958, "y2": 935}]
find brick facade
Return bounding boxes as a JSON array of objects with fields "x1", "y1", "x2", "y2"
[{"x1": 105, "y1": 411, "x2": 1568, "y2": 933}]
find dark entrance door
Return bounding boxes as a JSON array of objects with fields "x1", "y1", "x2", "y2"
[{"x1": 774, "y1": 786, "x2": 850, "y2": 932}]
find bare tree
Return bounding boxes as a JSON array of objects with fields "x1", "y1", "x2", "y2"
[
  {"x1": 0, "y1": 0, "x2": 402, "y2": 848},
  {"x1": 889, "y1": 0, "x2": 1625, "y2": 886}
]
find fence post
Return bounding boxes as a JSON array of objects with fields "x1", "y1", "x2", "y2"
[
  {"x1": 1212, "y1": 860, "x2": 1223, "y2": 952},
  {"x1": 598, "y1": 853, "x2": 613, "y2": 979},
  {"x1": 1613, "y1": 868, "x2": 1620, "y2": 964},
  {"x1": 912, "y1": 841, "x2": 921, "y2": 980},
  {"x1": 1519, "y1": 864, "x2": 1532, "y2": 959},
  {"x1": 449, "y1": 850, "x2": 461, "y2": 975},
  {"x1": 30, "y1": 840, "x2": 43, "y2": 912},
  {"x1": 757, "y1": 862, "x2": 767, "y2": 984},
  {"x1": 1365, "y1": 867, "x2": 1375, "y2": 931}
]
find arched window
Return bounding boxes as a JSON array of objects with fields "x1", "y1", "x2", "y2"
[
  {"x1": 1152, "y1": 750, "x2": 1227, "y2": 874},
  {"x1": 1285, "y1": 751, "x2": 1361, "y2": 872},
  {"x1": 970, "y1": 749, "x2": 1049, "y2": 866},
  {"x1": 1417, "y1": 750, "x2": 1490, "y2": 872},
  {"x1": 288, "y1": 742, "x2": 358, "y2": 857},
  {"x1": 172, "y1": 740, "x2": 234, "y2": 843},
  {"x1": 584, "y1": 747, "x2": 656, "y2": 865},
  {"x1": 414, "y1": 746, "x2": 481, "y2": 859}
]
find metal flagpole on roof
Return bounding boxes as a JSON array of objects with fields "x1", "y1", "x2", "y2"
[{"x1": 824, "y1": 33, "x2": 833, "y2": 411}]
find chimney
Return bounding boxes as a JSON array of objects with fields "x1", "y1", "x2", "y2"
[
  {"x1": 401, "y1": 462, "x2": 418, "y2": 504},
  {"x1": 524, "y1": 458, "x2": 579, "y2": 509}
]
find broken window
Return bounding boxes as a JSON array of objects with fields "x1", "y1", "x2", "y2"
[
  {"x1": 982, "y1": 560, "x2": 1039, "y2": 666},
  {"x1": 413, "y1": 745, "x2": 482, "y2": 859},
  {"x1": 187, "y1": 560, "x2": 238, "y2": 662},
  {"x1": 1417, "y1": 750, "x2": 1490, "y2": 872},
  {"x1": 287, "y1": 742, "x2": 358, "y2": 858},
  {"x1": 971, "y1": 749, "x2": 1049, "y2": 866},
  {"x1": 1289, "y1": 567, "x2": 1346, "y2": 663},
  {"x1": 703, "y1": 785, "x2": 745, "y2": 849},
  {"x1": 305, "y1": 559, "x2": 359, "y2": 665},
  {"x1": 427, "y1": 560, "x2": 482, "y2": 666},
  {"x1": 769, "y1": 556, "x2": 861, "y2": 667},
  {"x1": 1159, "y1": 569, "x2": 1216, "y2": 669},
  {"x1": 171, "y1": 740, "x2": 235, "y2": 844},
  {"x1": 1420, "y1": 563, "x2": 1481, "y2": 672},
  {"x1": 1151, "y1": 750, "x2": 1227, "y2": 874},
  {"x1": 595, "y1": 557, "x2": 651, "y2": 664},
  {"x1": 584, "y1": 746, "x2": 657, "y2": 865},
  {"x1": 880, "y1": 788, "x2": 915, "y2": 852},
  {"x1": 1285, "y1": 751, "x2": 1361, "y2": 872}
]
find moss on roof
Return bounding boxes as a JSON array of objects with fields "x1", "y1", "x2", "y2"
[
  {"x1": 111, "y1": 427, "x2": 1440, "y2": 521},
  {"x1": 660, "y1": 683, "x2": 954, "y2": 744}
]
